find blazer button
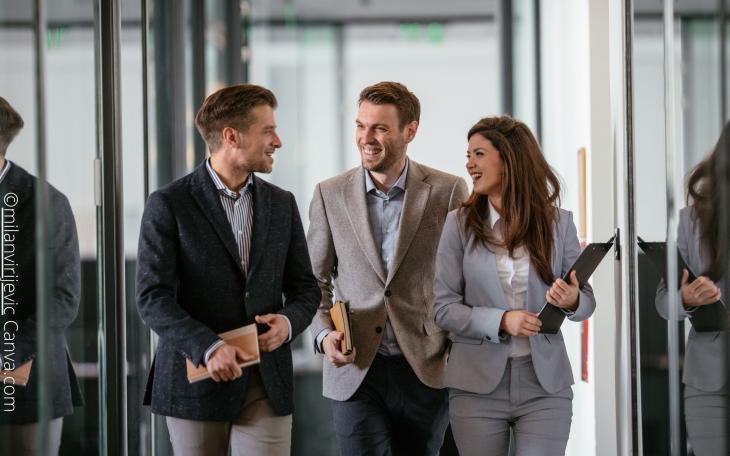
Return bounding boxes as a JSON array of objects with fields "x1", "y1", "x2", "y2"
[
  {"x1": 375, "y1": 326, "x2": 383, "y2": 334},
  {"x1": 384, "y1": 289, "x2": 392, "y2": 297}
]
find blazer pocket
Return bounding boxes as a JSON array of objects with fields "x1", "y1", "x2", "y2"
[
  {"x1": 449, "y1": 334, "x2": 484, "y2": 345},
  {"x1": 542, "y1": 332, "x2": 564, "y2": 345}
]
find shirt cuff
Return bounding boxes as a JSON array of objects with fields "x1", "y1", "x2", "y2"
[
  {"x1": 203, "y1": 339, "x2": 225, "y2": 365},
  {"x1": 314, "y1": 329, "x2": 331, "y2": 354},
  {"x1": 282, "y1": 315, "x2": 293, "y2": 343},
  {"x1": 560, "y1": 308, "x2": 576, "y2": 317},
  {"x1": 683, "y1": 305, "x2": 699, "y2": 315}
]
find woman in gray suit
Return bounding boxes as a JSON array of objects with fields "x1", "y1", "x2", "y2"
[
  {"x1": 433, "y1": 116, "x2": 596, "y2": 456},
  {"x1": 655, "y1": 123, "x2": 728, "y2": 456}
]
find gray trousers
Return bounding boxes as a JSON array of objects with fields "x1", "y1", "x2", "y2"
[
  {"x1": 6, "y1": 417, "x2": 64, "y2": 455},
  {"x1": 684, "y1": 384, "x2": 727, "y2": 456},
  {"x1": 166, "y1": 369, "x2": 292, "y2": 456},
  {"x1": 449, "y1": 355, "x2": 572, "y2": 456}
]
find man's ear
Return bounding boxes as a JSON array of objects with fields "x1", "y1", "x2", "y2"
[
  {"x1": 404, "y1": 121, "x2": 419, "y2": 143},
  {"x1": 221, "y1": 126, "x2": 238, "y2": 147}
]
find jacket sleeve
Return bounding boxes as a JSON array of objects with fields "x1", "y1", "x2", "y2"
[
  {"x1": 277, "y1": 193, "x2": 321, "y2": 340},
  {"x1": 306, "y1": 183, "x2": 338, "y2": 349},
  {"x1": 562, "y1": 211, "x2": 596, "y2": 322},
  {"x1": 14, "y1": 191, "x2": 81, "y2": 365},
  {"x1": 433, "y1": 211, "x2": 507, "y2": 343},
  {"x1": 135, "y1": 191, "x2": 219, "y2": 367},
  {"x1": 655, "y1": 209, "x2": 693, "y2": 320}
]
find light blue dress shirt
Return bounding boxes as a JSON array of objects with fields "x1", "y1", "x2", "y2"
[
  {"x1": 315, "y1": 160, "x2": 410, "y2": 356},
  {"x1": 364, "y1": 160, "x2": 409, "y2": 356}
]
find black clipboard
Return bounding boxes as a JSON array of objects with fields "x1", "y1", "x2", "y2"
[
  {"x1": 538, "y1": 236, "x2": 615, "y2": 334},
  {"x1": 637, "y1": 237, "x2": 727, "y2": 332}
]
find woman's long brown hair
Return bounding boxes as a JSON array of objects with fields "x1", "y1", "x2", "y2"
[
  {"x1": 686, "y1": 121, "x2": 730, "y2": 280},
  {"x1": 461, "y1": 116, "x2": 561, "y2": 285}
]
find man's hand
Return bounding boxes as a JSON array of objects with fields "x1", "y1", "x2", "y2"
[
  {"x1": 546, "y1": 270, "x2": 580, "y2": 311},
  {"x1": 500, "y1": 310, "x2": 542, "y2": 337},
  {"x1": 256, "y1": 314, "x2": 289, "y2": 352},
  {"x1": 206, "y1": 343, "x2": 255, "y2": 382},
  {"x1": 681, "y1": 269, "x2": 722, "y2": 307},
  {"x1": 322, "y1": 330, "x2": 356, "y2": 367}
]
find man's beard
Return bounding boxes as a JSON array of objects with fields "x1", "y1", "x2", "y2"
[{"x1": 361, "y1": 144, "x2": 404, "y2": 173}]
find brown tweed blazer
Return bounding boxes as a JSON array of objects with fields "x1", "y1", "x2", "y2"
[{"x1": 307, "y1": 159, "x2": 468, "y2": 401}]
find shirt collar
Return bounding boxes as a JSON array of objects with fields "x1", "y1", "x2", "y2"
[
  {"x1": 205, "y1": 158, "x2": 253, "y2": 199},
  {"x1": 0, "y1": 160, "x2": 11, "y2": 185},
  {"x1": 488, "y1": 198, "x2": 501, "y2": 229},
  {"x1": 364, "y1": 158, "x2": 409, "y2": 194}
]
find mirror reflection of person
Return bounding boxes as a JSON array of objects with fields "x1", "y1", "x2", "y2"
[
  {"x1": 433, "y1": 116, "x2": 596, "y2": 455},
  {"x1": 655, "y1": 122, "x2": 729, "y2": 456},
  {"x1": 0, "y1": 97, "x2": 83, "y2": 454}
]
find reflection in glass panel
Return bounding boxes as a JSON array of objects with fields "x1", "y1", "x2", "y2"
[
  {"x1": 0, "y1": 18, "x2": 98, "y2": 456},
  {"x1": 633, "y1": 0, "x2": 728, "y2": 454}
]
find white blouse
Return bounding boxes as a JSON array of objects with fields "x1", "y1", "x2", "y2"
[{"x1": 488, "y1": 201, "x2": 531, "y2": 357}]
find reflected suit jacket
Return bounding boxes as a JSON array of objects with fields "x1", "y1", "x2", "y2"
[
  {"x1": 433, "y1": 208, "x2": 596, "y2": 395},
  {"x1": 0, "y1": 162, "x2": 83, "y2": 424},
  {"x1": 655, "y1": 206, "x2": 727, "y2": 392},
  {"x1": 136, "y1": 162, "x2": 320, "y2": 421},
  {"x1": 307, "y1": 159, "x2": 468, "y2": 401}
]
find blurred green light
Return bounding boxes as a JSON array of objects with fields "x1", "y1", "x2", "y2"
[
  {"x1": 427, "y1": 23, "x2": 444, "y2": 43},
  {"x1": 399, "y1": 23, "x2": 421, "y2": 41}
]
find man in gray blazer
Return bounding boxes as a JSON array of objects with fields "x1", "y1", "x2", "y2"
[{"x1": 307, "y1": 81, "x2": 468, "y2": 455}]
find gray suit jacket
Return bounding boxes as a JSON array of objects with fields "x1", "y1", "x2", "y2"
[
  {"x1": 655, "y1": 206, "x2": 727, "y2": 392},
  {"x1": 433, "y1": 208, "x2": 595, "y2": 395},
  {"x1": 307, "y1": 160, "x2": 468, "y2": 401}
]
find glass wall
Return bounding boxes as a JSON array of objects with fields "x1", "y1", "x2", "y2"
[{"x1": 631, "y1": 0, "x2": 730, "y2": 454}]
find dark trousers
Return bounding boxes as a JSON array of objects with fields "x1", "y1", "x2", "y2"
[{"x1": 330, "y1": 354, "x2": 450, "y2": 456}]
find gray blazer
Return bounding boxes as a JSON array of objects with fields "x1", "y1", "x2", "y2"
[
  {"x1": 308, "y1": 160, "x2": 468, "y2": 401},
  {"x1": 655, "y1": 206, "x2": 727, "y2": 392},
  {"x1": 433, "y1": 208, "x2": 595, "y2": 395}
]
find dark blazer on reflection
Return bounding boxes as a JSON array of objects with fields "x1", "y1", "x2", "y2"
[
  {"x1": 136, "y1": 162, "x2": 320, "y2": 421},
  {"x1": 0, "y1": 161, "x2": 83, "y2": 425}
]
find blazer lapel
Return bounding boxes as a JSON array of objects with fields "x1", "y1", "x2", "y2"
[
  {"x1": 525, "y1": 263, "x2": 545, "y2": 312},
  {"x1": 481, "y1": 245, "x2": 511, "y2": 310},
  {"x1": 343, "y1": 169, "x2": 387, "y2": 284},
  {"x1": 190, "y1": 163, "x2": 244, "y2": 276},
  {"x1": 246, "y1": 175, "x2": 270, "y2": 280},
  {"x1": 386, "y1": 161, "x2": 430, "y2": 285}
]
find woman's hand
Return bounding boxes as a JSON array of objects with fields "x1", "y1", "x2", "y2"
[
  {"x1": 546, "y1": 270, "x2": 580, "y2": 312},
  {"x1": 500, "y1": 310, "x2": 542, "y2": 337},
  {"x1": 681, "y1": 269, "x2": 721, "y2": 307}
]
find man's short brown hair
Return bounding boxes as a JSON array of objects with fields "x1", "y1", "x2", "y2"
[
  {"x1": 0, "y1": 97, "x2": 24, "y2": 156},
  {"x1": 195, "y1": 84, "x2": 278, "y2": 151},
  {"x1": 358, "y1": 81, "x2": 420, "y2": 129}
]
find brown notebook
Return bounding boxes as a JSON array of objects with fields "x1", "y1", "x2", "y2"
[
  {"x1": 186, "y1": 323, "x2": 260, "y2": 383},
  {"x1": 1, "y1": 360, "x2": 32, "y2": 387},
  {"x1": 331, "y1": 300, "x2": 353, "y2": 355}
]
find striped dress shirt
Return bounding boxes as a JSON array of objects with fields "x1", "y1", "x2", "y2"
[
  {"x1": 205, "y1": 159, "x2": 254, "y2": 274},
  {"x1": 202, "y1": 159, "x2": 254, "y2": 363}
]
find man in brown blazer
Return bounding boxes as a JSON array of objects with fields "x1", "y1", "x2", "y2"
[{"x1": 307, "y1": 81, "x2": 468, "y2": 455}]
